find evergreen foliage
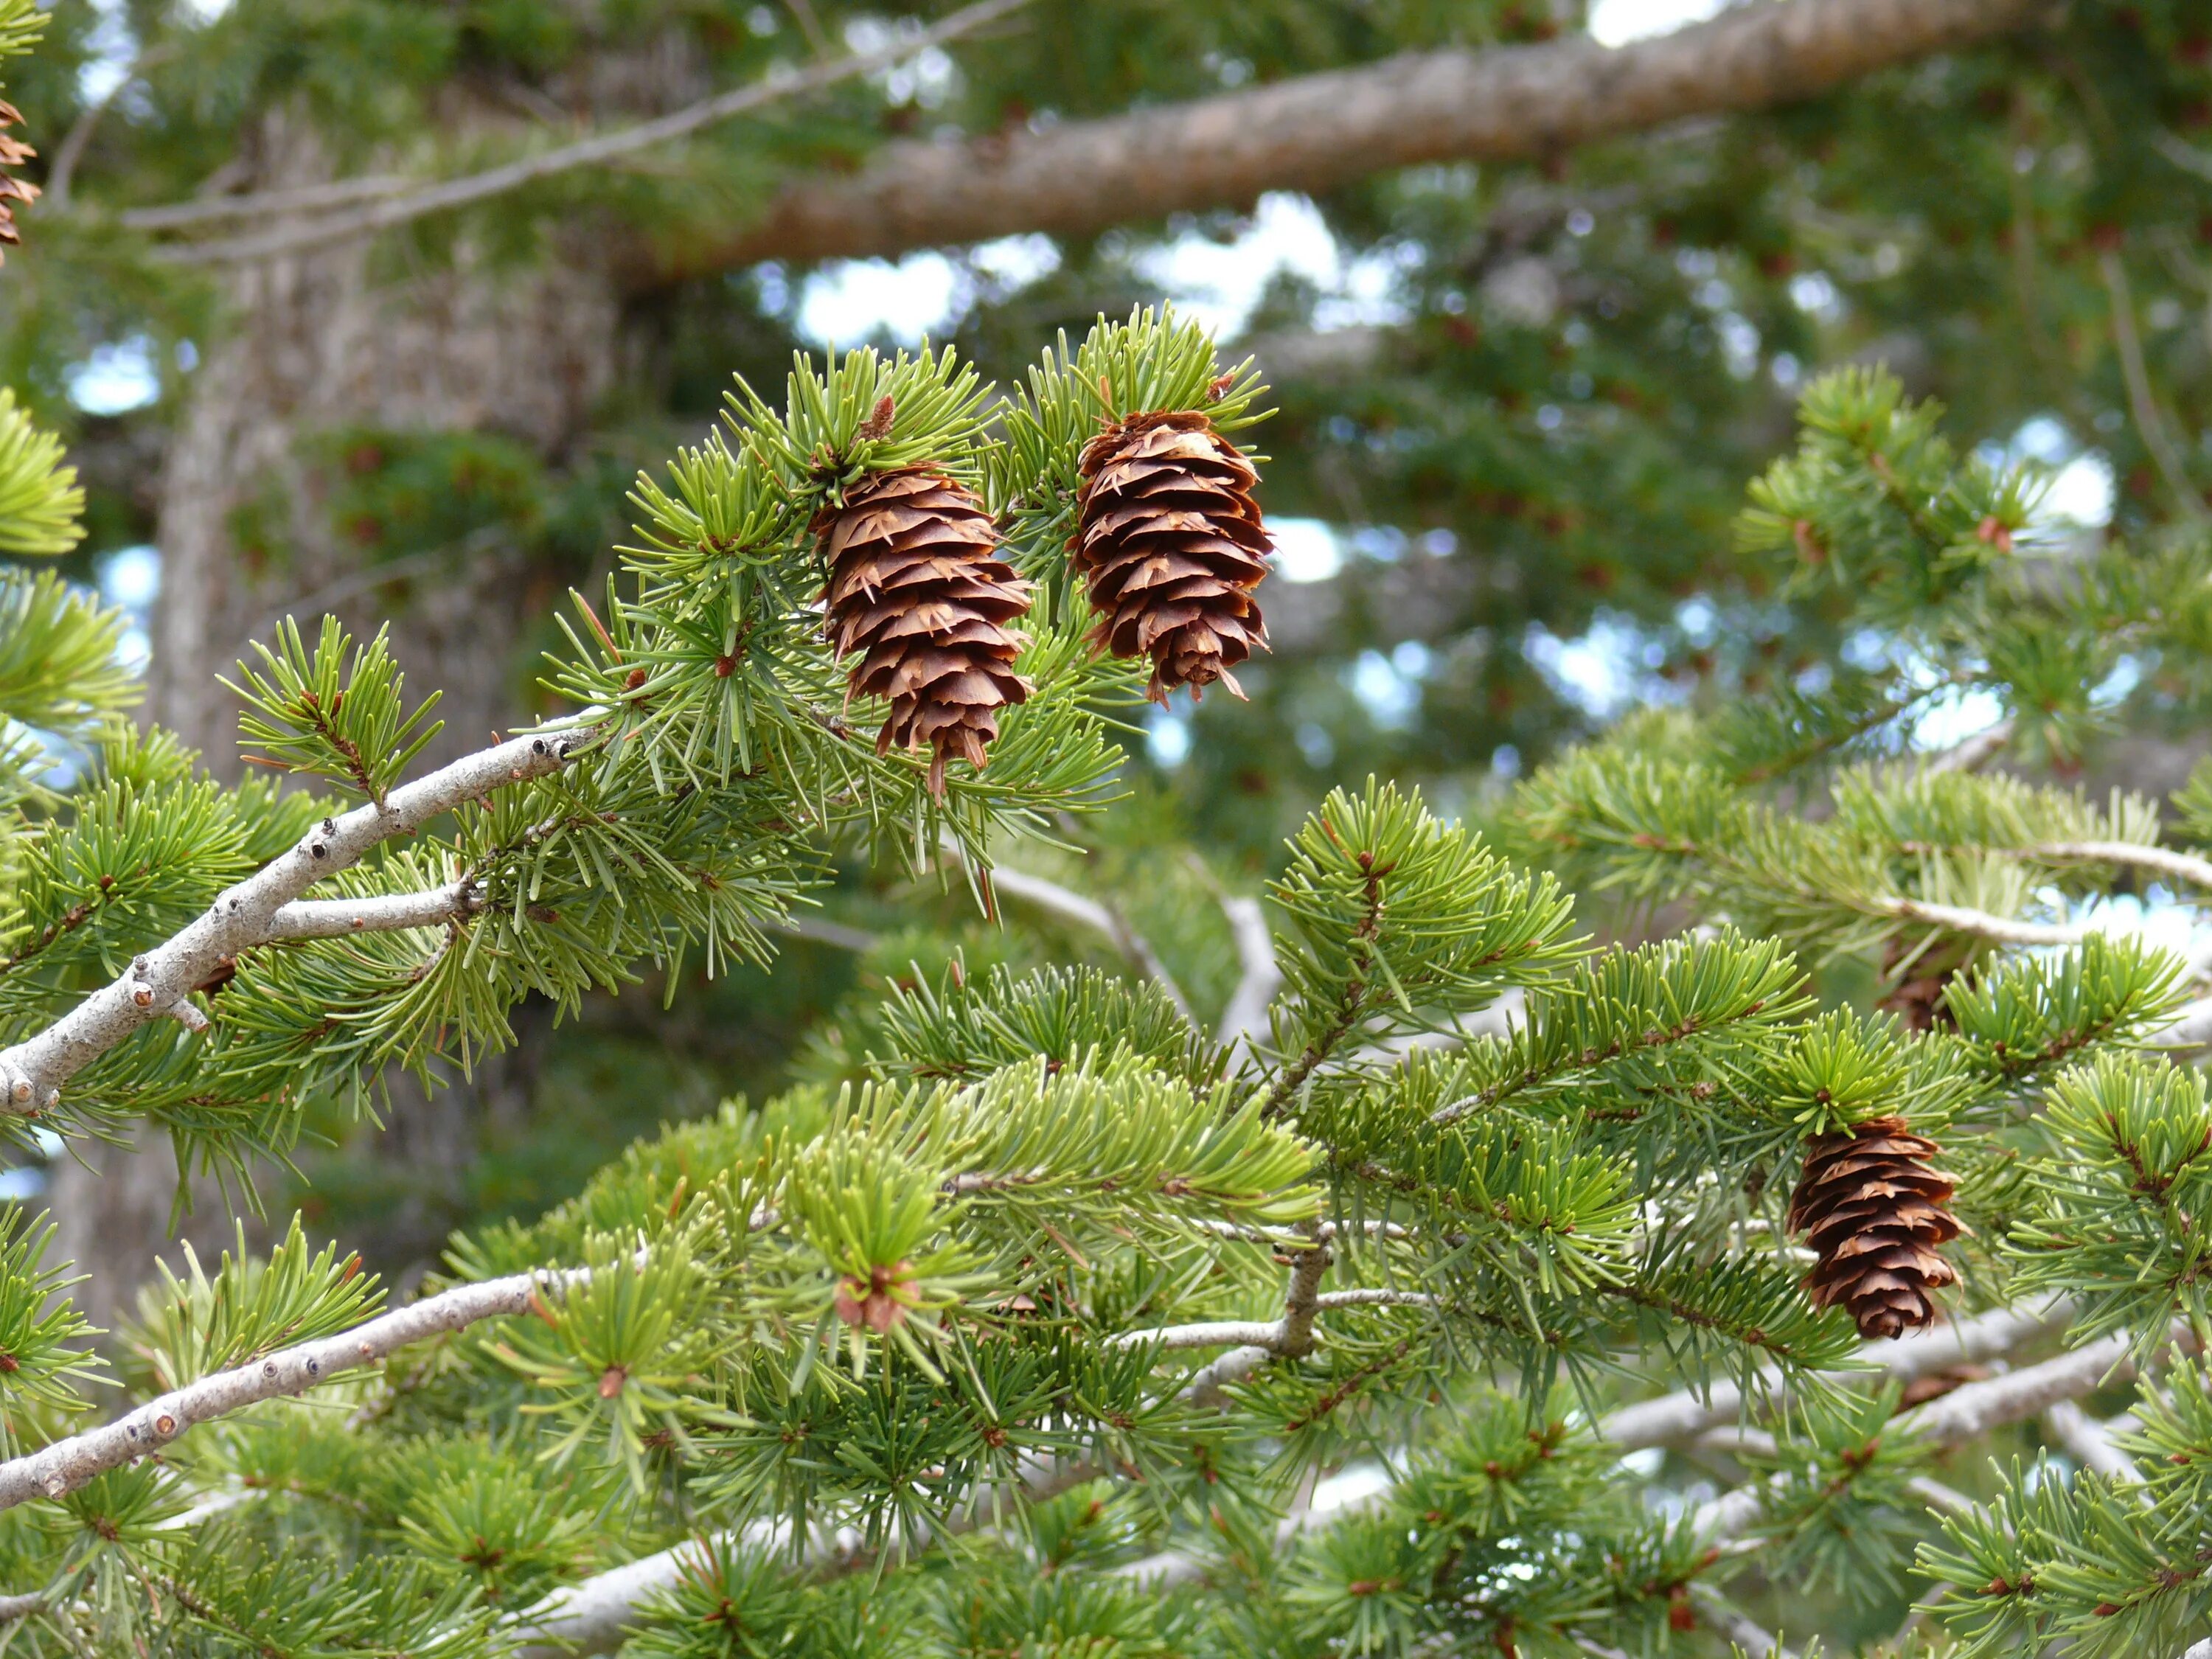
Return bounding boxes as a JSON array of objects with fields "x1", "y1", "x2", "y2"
[{"x1": 0, "y1": 0, "x2": 2208, "y2": 1632}]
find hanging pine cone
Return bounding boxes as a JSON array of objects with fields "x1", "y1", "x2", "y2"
[
  {"x1": 1071, "y1": 410, "x2": 1272, "y2": 703},
  {"x1": 814, "y1": 467, "x2": 1032, "y2": 797},
  {"x1": 0, "y1": 102, "x2": 38, "y2": 262},
  {"x1": 1787, "y1": 1116, "x2": 1961, "y2": 1339}
]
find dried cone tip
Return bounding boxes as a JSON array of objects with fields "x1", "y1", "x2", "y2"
[
  {"x1": 1787, "y1": 1114, "x2": 1961, "y2": 1339},
  {"x1": 1072, "y1": 409, "x2": 1271, "y2": 703},
  {"x1": 0, "y1": 103, "x2": 37, "y2": 263},
  {"x1": 815, "y1": 467, "x2": 1032, "y2": 797}
]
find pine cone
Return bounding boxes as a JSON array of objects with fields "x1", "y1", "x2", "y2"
[
  {"x1": 1071, "y1": 410, "x2": 1271, "y2": 703},
  {"x1": 814, "y1": 467, "x2": 1032, "y2": 797},
  {"x1": 0, "y1": 102, "x2": 38, "y2": 263},
  {"x1": 1787, "y1": 1116, "x2": 1961, "y2": 1339}
]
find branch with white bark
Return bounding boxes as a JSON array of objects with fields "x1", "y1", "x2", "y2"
[
  {"x1": 1692, "y1": 1332, "x2": 2137, "y2": 1544},
  {"x1": 1599, "y1": 1297, "x2": 2076, "y2": 1451},
  {"x1": 0, "y1": 725, "x2": 588, "y2": 1119},
  {"x1": 961, "y1": 855, "x2": 1193, "y2": 1022},
  {"x1": 0, "y1": 1264, "x2": 588, "y2": 1511}
]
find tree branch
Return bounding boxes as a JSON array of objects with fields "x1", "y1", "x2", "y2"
[
  {"x1": 2028, "y1": 838, "x2": 2212, "y2": 893},
  {"x1": 971, "y1": 860, "x2": 1194, "y2": 1022},
  {"x1": 1692, "y1": 1332, "x2": 2136, "y2": 1543},
  {"x1": 1215, "y1": 893, "x2": 1281, "y2": 1056},
  {"x1": 0, "y1": 1264, "x2": 587, "y2": 1511},
  {"x1": 0, "y1": 726, "x2": 587, "y2": 1116},
  {"x1": 262, "y1": 881, "x2": 481, "y2": 941},
  {"x1": 1877, "y1": 895, "x2": 2085, "y2": 948},
  {"x1": 1599, "y1": 1297, "x2": 2075, "y2": 1450},
  {"x1": 659, "y1": 0, "x2": 2040, "y2": 282},
  {"x1": 2042, "y1": 1399, "x2": 2140, "y2": 1486},
  {"x1": 146, "y1": 0, "x2": 1034, "y2": 267},
  {"x1": 2098, "y1": 249, "x2": 2210, "y2": 524},
  {"x1": 1925, "y1": 718, "x2": 2014, "y2": 775}
]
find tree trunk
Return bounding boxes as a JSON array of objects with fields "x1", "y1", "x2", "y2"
[{"x1": 63, "y1": 109, "x2": 634, "y2": 1316}]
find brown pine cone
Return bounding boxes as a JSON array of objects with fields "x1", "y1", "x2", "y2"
[
  {"x1": 1787, "y1": 1115, "x2": 1962, "y2": 1339},
  {"x1": 0, "y1": 102, "x2": 38, "y2": 262},
  {"x1": 814, "y1": 467, "x2": 1032, "y2": 797},
  {"x1": 1071, "y1": 410, "x2": 1272, "y2": 703}
]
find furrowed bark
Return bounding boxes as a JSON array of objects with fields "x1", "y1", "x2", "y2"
[{"x1": 661, "y1": 0, "x2": 2041, "y2": 281}]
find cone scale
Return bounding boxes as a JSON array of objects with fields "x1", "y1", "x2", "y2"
[
  {"x1": 813, "y1": 467, "x2": 1032, "y2": 797},
  {"x1": 1071, "y1": 409, "x2": 1273, "y2": 703},
  {"x1": 1787, "y1": 1115, "x2": 1961, "y2": 1339}
]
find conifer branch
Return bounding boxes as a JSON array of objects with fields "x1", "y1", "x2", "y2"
[
  {"x1": 2028, "y1": 839, "x2": 2212, "y2": 893},
  {"x1": 1876, "y1": 895, "x2": 2085, "y2": 948},
  {"x1": 1599, "y1": 1298, "x2": 2076, "y2": 1450},
  {"x1": 0, "y1": 1263, "x2": 588, "y2": 1511},
  {"x1": 970, "y1": 860, "x2": 1194, "y2": 1021},
  {"x1": 2042, "y1": 1399, "x2": 2140, "y2": 1486},
  {"x1": 1927, "y1": 720, "x2": 2014, "y2": 774},
  {"x1": 1693, "y1": 1332, "x2": 2136, "y2": 1543},
  {"x1": 0, "y1": 726, "x2": 586, "y2": 1116},
  {"x1": 261, "y1": 881, "x2": 482, "y2": 941},
  {"x1": 666, "y1": 0, "x2": 2042, "y2": 279},
  {"x1": 1216, "y1": 893, "x2": 1281, "y2": 1053}
]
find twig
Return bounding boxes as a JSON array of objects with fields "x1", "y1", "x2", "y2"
[
  {"x1": 151, "y1": 0, "x2": 1034, "y2": 266},
  {"x1": 2098, "y1": 248, "x2": 2209, "y2": 524},
  {"x1": 973, "y1": 860, "x2": 1193, "y2": 1022},
  {"x1": 0, "y1": 1265, "x2": 589, "y2": 1510},
  {"x1": 1924, "y1": 719, "x2": 2013, "y2": 775},
  {"x1": 1107, "y1": 1290, "x2": 1435, "y2": 1354},
  {"x1": 262, "y1": 881, "x2": 482, "y2": 941},
  {"x1": 0, "y1": 726, "x2": 588, "y2": 1117},
  {"x1": 1877, "y1": 895, "x2": 2085, "y2": 948},
  {"x1": 1687, "y1": 1585, "x2": 1797, "y2": 1659},
  {"x1": 2027, "y1": 839, "x2": 2212, "y2": 893},
  {"x1": 117, "y1": 173, "x2": 410, "y2": 232},
  {"x1": 2042, "y1": 1399, "x2": 2140, "y2": 1486},
  {"x1": 45, "y1": 46, "x2": 178, "y2": 212}
]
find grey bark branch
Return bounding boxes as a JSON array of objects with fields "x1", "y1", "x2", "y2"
[
  {"x1": 262, "y1": 882, "x2": 481, "y2": 941},
  {"x1": 1692, "y1": 1332, "x2": 2136, "y2": 1544},
  {"x1": 0, "y1": 1265, "x2": 587, "y2": 1511},
  {"x1": 0, "y1": 726, "x2": 585, "y2": 1117},
  {"x1": 1877, "y1": 895, "x2": 2085, "y2": 948},
  {"x1": 1215, "y1": 894, "x2": 1281, "y2": 1056},
  {"x1": 146, "y1": 0, "x2": 1034, "y2": 266},
  {"x1": 664, "y1": 0, "x2": 2041, "y2": 280},
  {"x1": 975, "y1": 861, "x2": 1194, "y2": 1022},
  {"x1": 2042, "y1": 1399, "x2": 2140, "y2": 1486},
  {"x1": 2028, "y1": 838, "x2": 2212, "y2": 893},
  {"x1": 1598, "y1": 1297, "x2": 2075, "y2": 1450}
]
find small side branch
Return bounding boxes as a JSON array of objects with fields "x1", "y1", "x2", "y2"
[
  {"x1": 1691, "y1": 1332, "x2": 2135, "y2": 1544},
  {"x1": 262, "y1": 881, "x2": 481, "y2": 941},
  {"x1": 2028, "y1": 839, "x2": 2212, "y2": 894},
  {"x1": 1215, "y1": 893, "x2": 1281, "y2": 1056},
  {"x1": 1877, "y1": 895, "x2": 2084, "y2": 949},
  {"x1": 2042, "y1": 1400, "x2": 2140, "y2": 1487},
  {"x1": 978, "y1": 861, "x2": 1193, "y2": 1022},
  {"x1": 153, "y1": 0, "x2": 1034, "y2": 266}
]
